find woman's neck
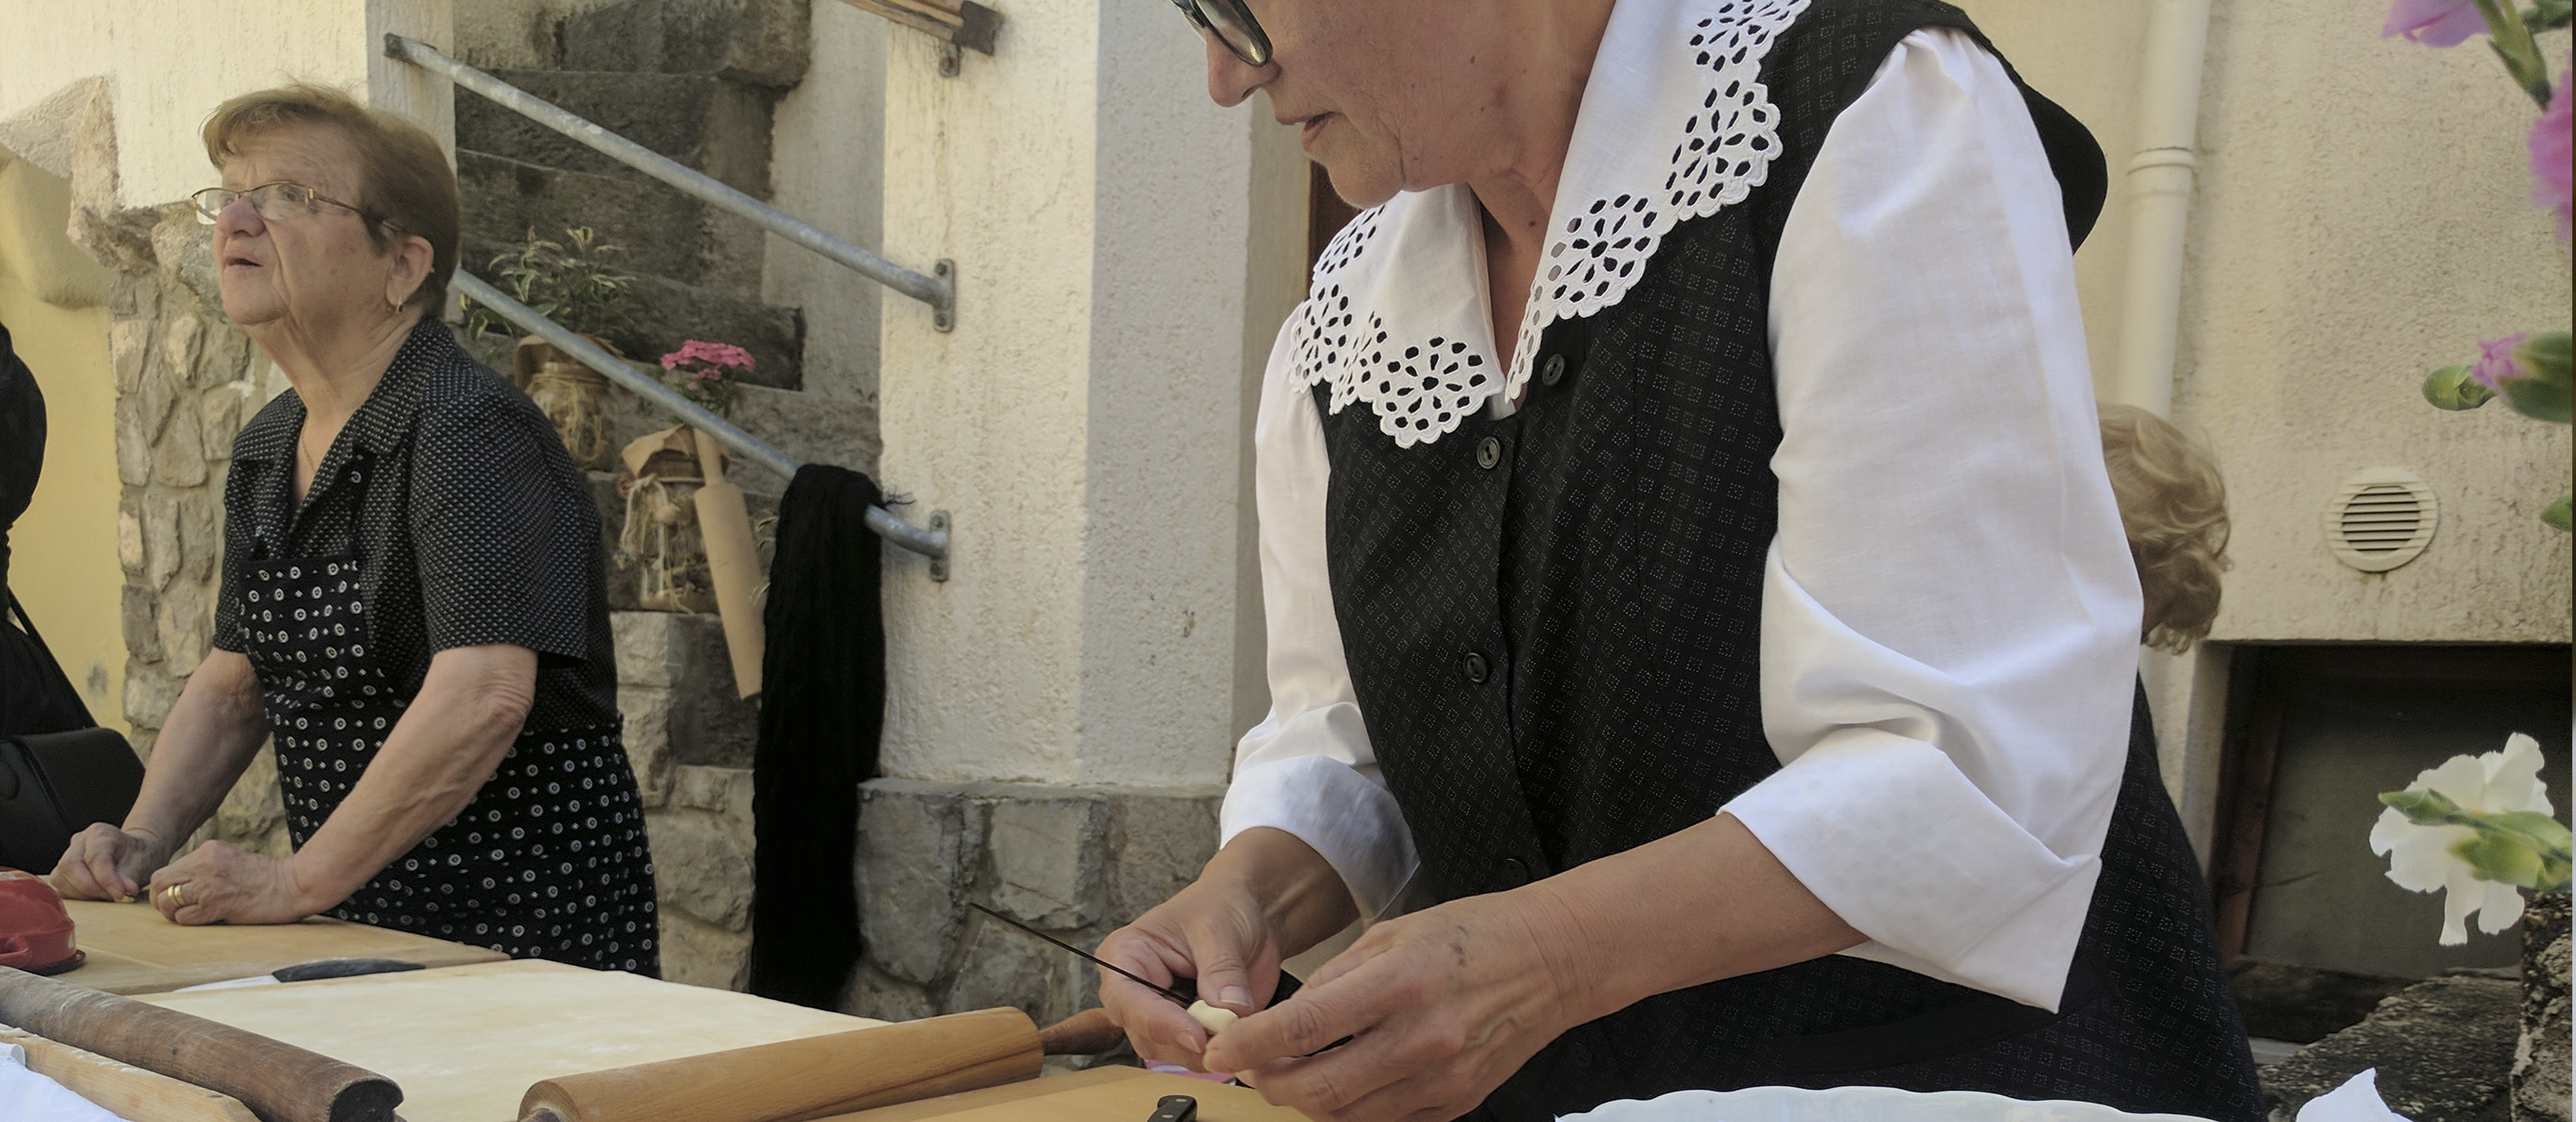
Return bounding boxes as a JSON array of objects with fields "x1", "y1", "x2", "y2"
[
  {"x1": 1466, "y1": 0, "x2": 1616, "y2": 370},
  {"x1": 257, "y1": 312, "x2": 416, "y2": 436}
]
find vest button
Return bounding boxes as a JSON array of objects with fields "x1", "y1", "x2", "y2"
[
  {"x1": 1462, "y1": 650, "x2": 1489, "y2": 683},
  {"x1": 1499, "y1": 855, "x2": 1528, "y2": 887},
  {"x1": 1539, "y1": 353, "x2": 1567, "y2": 386},
  {"x1": 1567, "y1": 1041, "x2": 1594, "y2": 1069},
  {"x1": 1476, "y1": 436, "x2": 1502, "y2": 470}
]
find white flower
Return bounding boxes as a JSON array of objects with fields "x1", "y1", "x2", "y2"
[{"x1": 2369, "y1": 733, "x2": 2553, "y2": 945}]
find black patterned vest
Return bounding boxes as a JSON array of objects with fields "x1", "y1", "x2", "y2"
[{"x1": 1309, "y1": 2, "x2": 2263, "y2": 1118}]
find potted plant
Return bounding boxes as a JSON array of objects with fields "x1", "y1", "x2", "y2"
[{"x1": 462, "y1": 227, "x2": 637, "y2": 471}]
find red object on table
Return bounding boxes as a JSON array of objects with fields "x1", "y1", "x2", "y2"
[{"x1": 0, "y1": 866, "x2": 80, "y2": 973}]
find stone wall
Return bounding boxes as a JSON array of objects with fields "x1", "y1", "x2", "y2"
[
  {"x1": 845, "y1": 780, "x2": 1223, "y2": 1026},
  {"x1": 103, "y1": 208, "x2": 298, "y2": 861},
  {"x1": 614, "y1": 611, "x2": 761, "y2": 989}
]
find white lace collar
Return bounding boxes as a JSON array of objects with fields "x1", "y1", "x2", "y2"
[{"x1": 1288, "y1": 0, "x2": 1811, "y2": 447}]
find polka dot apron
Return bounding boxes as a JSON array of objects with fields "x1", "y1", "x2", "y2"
[{"x1": 237, "y1": 553, "x2": 659, "y2": 975}]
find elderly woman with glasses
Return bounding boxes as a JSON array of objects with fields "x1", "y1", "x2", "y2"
[
  {"x1": 48, "y1": 85, "x2": 657, "y2": 976},
  {"x1": 1096, "y1": 0, "x2": 2263, "y2": 1118}
]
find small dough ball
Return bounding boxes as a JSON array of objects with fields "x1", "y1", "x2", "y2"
[{"x1": 1188, "y1": 999, "x2": 1239, "y2": 1036}]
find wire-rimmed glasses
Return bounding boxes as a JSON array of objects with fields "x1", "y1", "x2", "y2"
[
  {"x1": 190, "y1": 181, "x2": 374, "y2": 227},
  {"x1": 1171, "y1": 0, "x2": 1271, "y2": 67}
]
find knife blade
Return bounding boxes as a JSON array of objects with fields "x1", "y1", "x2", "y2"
[{"x1": 969, "y1": 902, "x2": 1198, "y2": 1008}]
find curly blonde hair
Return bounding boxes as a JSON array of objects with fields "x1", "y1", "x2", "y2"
[{"x1": 2099, "y1": 405, "x2": 2230, "y2": 652}]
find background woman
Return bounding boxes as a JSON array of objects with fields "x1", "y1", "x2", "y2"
[
  {"x1": 1098, "y1": 0, "x2": 2263, "y2": 1117},
  {"x1": 49, "y1": 85, "x2": 656, "y2": 976}
]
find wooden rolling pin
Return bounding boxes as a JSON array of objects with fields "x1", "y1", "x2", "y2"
[
  {"x1": 0, "y1": 965, "x2": 401, "y2": 1122},
  {"x1": 692, "y1": 427, "x2": 766, "y2": 700},
  {"x1": 519, "y1": 1005, "x2": 1040, "y2": 1122}
]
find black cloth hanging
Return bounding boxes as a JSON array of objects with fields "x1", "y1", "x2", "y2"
[
  {"x1": 746, "y1": 464, "x2": 887, "y2": 1007},
  {"x1": 2, "y1": 320, "x2": 97, "y2": 737}
]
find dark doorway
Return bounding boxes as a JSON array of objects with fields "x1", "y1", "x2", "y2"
[{"x1": 2211, "y1": 644, "x2": 2570, "y2": 1040}]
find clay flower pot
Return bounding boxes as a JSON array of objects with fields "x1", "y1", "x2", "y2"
[{"x1": 512, "y1": 334, "x2": 624, "y2": 472}]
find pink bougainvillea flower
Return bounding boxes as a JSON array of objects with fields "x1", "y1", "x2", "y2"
[
  {"x1": 2534, "y1": 54, "x2": 2571, "y2": 243},
  {"x1": 2472, "y1": 331, "x2": 2533, "y2": 392},
  {"x1": 2382, "y1": 0, "x2": 2487, "y2": 46}
]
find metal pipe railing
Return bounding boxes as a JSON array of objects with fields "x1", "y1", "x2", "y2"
[
  {"x1": 387, "y1": 33, "x2": 956, "y2": 328},
  {"x1": 454, "y1": 271, "x2": 951, "y2": 562}
]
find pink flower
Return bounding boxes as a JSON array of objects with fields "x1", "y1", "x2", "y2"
[
  {"x1": 657, "y1": 339, "x2": 756, "y2": 372},
  {"x1": 2383, "y1": 0, "x2": 2487, "y2": 46},
  {"x1": 2534, "y1": 55, "x2": 2571, "y2": 243},
  {"x1": 2472, "y1": 331, "x2": 2533, "y2": 392}
]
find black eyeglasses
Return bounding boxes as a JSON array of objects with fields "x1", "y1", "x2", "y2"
[{"x1": 1171, "y1": 0, "x2": 1271, "y2": 66}]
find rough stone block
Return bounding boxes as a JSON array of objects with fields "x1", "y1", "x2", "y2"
[
  {"x1": 944, "y1": 907, "x2": 1068, "y2": 1026},
  {"x1": 155, "y1": 578, "x2": 212, "y2": 678},
  {"x1": 856, "y1": 782, "x2": 980, "y2": 986},
  {"x1": 560, "y1": 0, "x2": 811, "y2": 88},
  {"x1": 660, "y1": 910, "x2": 752, "y2": 991},
  {"x1": 180, "y1": 491, "x2": 221, "y2": 583},
  {"x1": 151, "y1": 416, "x2": 207, "y2": 487},
  {"x1": 212, "y1": 746, "x2": 289, "y2": 857},
  {"x1": 1107, "y1": 787, "x2": 1224, "y2": 925},
  {"x1": 646, "y1": 807, "x2": 754, "y2": 931},
  {"x1": 109, "y1": 317, "x2": 151, "y2": 394},
  {"x1": 111, "y1": 395, "x2": 153, "y2": 491},
  {"x1": 457, "y1": 149, "x2": 765, "y2": 295},
  {"x1": 841, "y1": 962, "x2": 937, "y2": 1025},
  {"x1": 617, "y1": 683, "x2": 674, "y2": 806},
  {"x1": 989, "y1": 794, "x2": 1107, "y2": 930},
  {"x1": 458, "y1": 71, "x2": 776, "y2": 196},
  {"x1": 201, "y1": 325, "x2": 249, "y2": 389},
  {"x1": 2515, "y1": 893, "x2": 2570, "y2": 1122},
  {"x1": 2264, "y1": 973, "x2": 2522, "y2": 1122},
  {"x1": 610, "y1": 612, "x2": 759, "y2": 766},
  {"x1": 140, "y1": 493, "x2": 179, "y2": 590},
  {"x1": 119, "y1": 584, "x2": 161, "y2": 663},
  {"x1": 122, "y1": 661, "x2": 180, "y2": 729},
  {"x1": 670, "y1": 764, "x2": 753, "y2": 820}
]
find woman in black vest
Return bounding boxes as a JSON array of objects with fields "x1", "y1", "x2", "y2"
[{"x1": 1096, "y1": 0, "x2": 2263, "y2": 1118}]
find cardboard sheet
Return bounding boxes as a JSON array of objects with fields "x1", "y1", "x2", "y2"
[
  {"x1": 136, "y1": 958, "x2": 890, "y2": 1122},
  {"x1": 57, "y1": 899, "x2": 507, "y2": 995}
]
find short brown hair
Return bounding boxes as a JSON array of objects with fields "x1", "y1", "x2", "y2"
[
  {"x1": 202, "y1": 84, "x2": 460, "y2": 315},
  {"x1": 2099, "y1": 404, "x2": 2231, "y2": 653}
]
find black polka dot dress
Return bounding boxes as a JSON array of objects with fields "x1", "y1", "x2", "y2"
[{"x1": 216, "y1": 318, "x2": 657, "y2": 976}]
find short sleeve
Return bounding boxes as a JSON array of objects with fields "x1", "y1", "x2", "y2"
[{"x1": 408, "y1": 392, "x2": 592, "y2": 663}]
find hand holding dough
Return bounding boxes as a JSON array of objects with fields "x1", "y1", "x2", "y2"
[{"x1": 1187, "y1": 1000, "x2": 1239, "y2": 1036}]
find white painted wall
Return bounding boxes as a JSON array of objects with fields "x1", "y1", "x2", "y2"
[
  {"x1": 765, "y1": 0, "x2": 889, "y2": 469},
  {"x1": 1959, "y1": 3, "x2": 2572, "y2": 859},
  {"x1": 0, "y1": 0, "x2": 453, "y2": 206},
  {"x1": 873, "y1": 0, "x2": 1288, "y2": 786}
]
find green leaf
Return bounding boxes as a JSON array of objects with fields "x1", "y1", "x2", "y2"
[
  {"x1": 2383, "y1": 786, "x2": 2467, "y2": 824},
  {"x1": 2424, "y1": 365, "x2": 2497, "y2": 410},
  {"x1": 2546, "y1": 494, "x2": 2572, "y2": 532},
  {"x1": 2503, "y1": 332, "x2": 2572, "y2": 424}
]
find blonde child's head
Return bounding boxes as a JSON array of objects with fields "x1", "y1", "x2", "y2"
[{"x1": 2099, "y1": 405, "x2": 2231, "y2": 653}]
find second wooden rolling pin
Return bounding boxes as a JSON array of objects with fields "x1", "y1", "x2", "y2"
[
  {"x1": 519, "y1": 1005, "x2": 1041, "y2": 1122},
  {"x1": 0, "y1": 964, "x2": 401, "y2": 1122}
]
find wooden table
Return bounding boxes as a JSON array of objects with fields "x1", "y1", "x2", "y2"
[
  {"x1": 56, "y1": 899, "x2": 506, "y2": 995},
  {"x1": 824, "y1": 1067, "x2": 1311, "y2": 1122},
  {"x1": 135, "y1": 958, "x2": 891, "y2": 1122}
]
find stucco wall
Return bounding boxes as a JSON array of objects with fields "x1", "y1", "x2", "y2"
[
  {"x1": 1, "y1": 157, "x2": 124, "y2": 730},
  {"x1": 764, "y1": 0, "x2": 889, "y2": 471},
  {"x1": 0, "y1": 1, "x2": 452, "y2": 211},
  {"x1": 874, "y1": 2, "x2": 1285, "y2": 785}
]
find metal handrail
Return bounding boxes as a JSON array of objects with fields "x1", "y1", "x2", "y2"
[
  {"x1": 386, "y1": 34, "x2": 955, "y2": 327},
  {"x1": 453, "y1": 271, "x2": 950, "y2": 561}
]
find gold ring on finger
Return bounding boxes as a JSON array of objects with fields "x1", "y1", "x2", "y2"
[{"x1": 165, "y1": 883, "x2": 188, "y2": 908}]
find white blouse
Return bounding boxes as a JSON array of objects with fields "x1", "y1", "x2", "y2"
[{"x1": 1222, "y1": 6, "x2": 2143, "y2": 1015}]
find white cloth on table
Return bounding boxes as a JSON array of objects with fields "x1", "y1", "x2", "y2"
[
  {"x1": 1221, "y1": 21, "x2": 2140, "y2": 1013},
  {"x1": 2, "y1": 1041, "x2": 138, "y2": 1122}
]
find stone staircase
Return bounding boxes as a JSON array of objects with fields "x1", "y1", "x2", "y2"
[{"x1": 452, "y1": 0, "x2": 815, "y2": 990}]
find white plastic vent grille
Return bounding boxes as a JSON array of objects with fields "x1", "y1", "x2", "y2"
[{"x1": 2324, "y1": 467, "x2": 2438, "y2": 573}]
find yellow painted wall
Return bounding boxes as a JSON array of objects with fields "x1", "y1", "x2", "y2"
[{"x1": 0, "y1": 175, "x2": 125, "y2": 732}]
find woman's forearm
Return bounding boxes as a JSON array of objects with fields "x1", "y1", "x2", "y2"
[
  {"x1": 290, "y1": 644, "x2": 535, "y2": 909},
  {"x1": 124, "y1": 649, "x2": 273, "y2": 847},
  {"x1": 1207, "y1": 826, "x2": 1363, "y2": 961},
  {"x1": 1522, "y1": 812, "x2": 1865, "y2": 1026}
]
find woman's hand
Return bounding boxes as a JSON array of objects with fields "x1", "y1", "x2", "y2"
[
  {"x1": 1201, "y1": 887, "x2": 1592, "y2": 1121},
  {"x1": 49, "y1": 825, "x2": 177, "y2": 901},
  {"x1": 1097, "y1": 876, "x2": 1294, "y2": 1070},
  {"x1": 145, "y1": 841, "x2": 327, "y2": 926},
  {"x1": 1096, "y1": 827, "x2": 1362, "y2": 1071}
]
